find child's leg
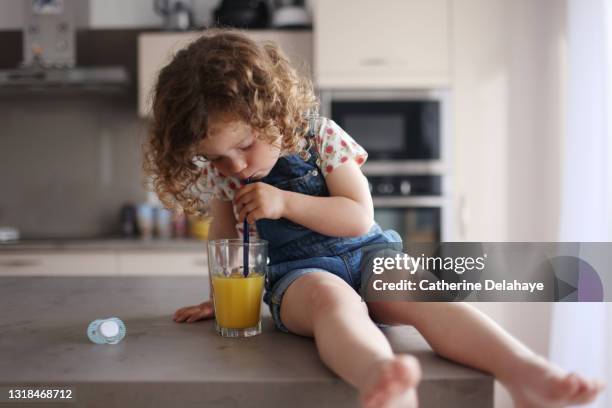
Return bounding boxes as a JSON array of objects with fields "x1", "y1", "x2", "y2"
[
  {"x1": 367, "y1": 301, "x2": 604, "y2": 407},
  {"x1": 280, "y1": 271, "x2": 421, "y2": 407}
]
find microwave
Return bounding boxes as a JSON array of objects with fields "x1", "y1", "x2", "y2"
[{"x1": 320, "y1": 90, "x2": 449, "y2": 163}]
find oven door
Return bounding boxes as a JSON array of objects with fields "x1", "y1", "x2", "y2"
[{"x1": 373, "y1": 198, "x2": 443, "y2": 244}]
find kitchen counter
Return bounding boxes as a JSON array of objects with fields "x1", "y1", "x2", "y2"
[{"x1": 0, "y1": 277, "x2": 493, "y2": 407}]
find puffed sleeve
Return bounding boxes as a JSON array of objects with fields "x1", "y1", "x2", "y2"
[
  {"x1": 314, "y1": 119, "x2": 368, "y2": 177},
  {"x1": 200, "y1": 162, "x2": 242, "y2": 201}
]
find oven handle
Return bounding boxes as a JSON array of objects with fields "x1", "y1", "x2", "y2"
[{"x1": 372, "y1": 196, "x2": 445, "y2": 208}]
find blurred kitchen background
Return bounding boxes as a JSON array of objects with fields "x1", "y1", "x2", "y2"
[
  {"x1": 0, "y1": 0, "x2": 577, "y2": 244},
  {"x1": 1, "y1": 1, "x2": 610, "y2": 407}
]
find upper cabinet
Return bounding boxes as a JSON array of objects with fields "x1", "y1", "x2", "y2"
[
  {"x1": 313, "y1": 0, "x2": 450, "y2": 89},
  {"x1": 138, "y1": 30, "x2": 313, "y2": 117}
]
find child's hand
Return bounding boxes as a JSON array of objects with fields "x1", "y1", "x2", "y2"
[
  {"x1": 173, "y1": 300, "x2": 214, "y2": 323},
  {"x1": 234, "y1": 182, "x2": 286, "y2": 224}
]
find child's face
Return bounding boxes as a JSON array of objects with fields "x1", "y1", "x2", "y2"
[{"x1": 198, "y1": 113, "x2": 281, "y2": 180}]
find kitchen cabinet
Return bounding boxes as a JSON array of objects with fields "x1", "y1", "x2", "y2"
[
  {"x1": 138, "y1": 30, "x2": 313, "y2": 117},
  {"x1": 117, "y1": 251, "x2": 207, "y2": 276},
  {"x1": 0, "y1": 248, "x2": 207, "y2": 276},
  {"x1": 0, "y1": 252, "x2": 116, "y2": 276},
  {"x1": 313, "y1": 0, "x2": 450, "y2": 89},
  {"x1": 449, "y1": 0, "x2": 566, "y2": 241}
]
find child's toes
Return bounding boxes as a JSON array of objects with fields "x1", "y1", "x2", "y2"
[
  {"x1": 535, "y1": 372, "x2": 579, "y2": 403},
  {"x1": 558, "y1": 373, "x2": 581, "y2": 398},
  {"x1": 363, "y1": 391, "x2": 384, "y2": 408},
  {"x1": 571, "y1": 379, "x2": 604, "y2": 404},
  {"x1": 361, "y1": 356, "x2": 421, "y2": 408},
  {"x1": 397, "y1": 355, "x2": 421, "y2": 387},
  {"x1": 363, "y1": 379, "x2": 393, "y2": 407},
  {"x1": 554, "y1": 375, "x2": 601, "y2": 405}
]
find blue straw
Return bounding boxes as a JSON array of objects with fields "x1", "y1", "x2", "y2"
[{"x1": 242, "y1": 178, "x2": 252, "y2": 277}]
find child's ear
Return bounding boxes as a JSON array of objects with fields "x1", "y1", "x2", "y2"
[{"x1": 267, "y1": 134, "x2": 284, "y2": 151}]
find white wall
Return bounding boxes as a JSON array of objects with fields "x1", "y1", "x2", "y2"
[
  {"x1": 88, "y1": 0, "x2": 221, "y2": 28},
  {"x1": 452, "y1": 0, "x2": 566, "y2": 242},
  {"x1": 452, "y1": 1, "x2": 566, "y2": 407},
  {"x1": 0, "y1": 0, "x2": 221, "y2": 30},
  {"x1": 0, "y1": 0, "x2": 24, "y2": 29},
  {"x1": 88, "y1": 0, "x2": 163, "y2": 28},
  {"x1": 505, "y1": 0, "x2": 566, "y2": 241}
]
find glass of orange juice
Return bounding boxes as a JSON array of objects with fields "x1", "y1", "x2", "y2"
[{"x1": 208, "y1": 239, "x2": 268, "y2": 337}]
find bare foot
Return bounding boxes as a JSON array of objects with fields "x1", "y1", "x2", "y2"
[
  {"x1": 361, "y1": 355, "x2": 422, "y2": 408},
  {"x1": 504, "y1": 354, "x2": 605, "y2": 407}
]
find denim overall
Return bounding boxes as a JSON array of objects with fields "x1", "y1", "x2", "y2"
[{"x1": 256, "y1": 127, "x2": 402, "y2": 333}]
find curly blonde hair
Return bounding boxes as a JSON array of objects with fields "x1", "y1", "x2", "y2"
[{"x1": 143, "y1": 29, "x2": 318, "y2": 216}]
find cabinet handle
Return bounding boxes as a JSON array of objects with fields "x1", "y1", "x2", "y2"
[
  {"x1": 458, "y1": 195, "x2": 468, "y2": 240},
  {"x1": 0, "y1": 259, "x2": 41, "y2": 267},
  {"x1": 193, "y1": 258, "x2": 207, "y2": 267},
  {"x1": 360, "y1": 57, "x2": 389, "y2": 67}
]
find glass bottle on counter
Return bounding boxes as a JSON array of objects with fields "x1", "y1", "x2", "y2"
[{"x1": 155, "y1": 208, "x2": 173, "y2": 239}]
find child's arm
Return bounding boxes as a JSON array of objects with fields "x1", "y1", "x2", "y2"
[
  {"x1": 283, "y1": 161, "x2": 374, "y2": 236},
  {"x1": 173, "y1": 198, "x2": 238, "y2": 323},
  {"x1": 235, "y1": 160, "x2": 374, "y2": 237},
  {"x1": 208, "y1": 197, "x2": 240, "y2": 241}
]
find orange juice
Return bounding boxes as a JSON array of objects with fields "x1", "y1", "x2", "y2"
[{"x1": 212, "y1": 273, "x2": 265, "y2": 329}]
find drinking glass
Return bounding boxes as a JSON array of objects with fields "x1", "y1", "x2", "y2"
[{"x1": 207, "y1": 239, "x2": 268, "y2": 337}]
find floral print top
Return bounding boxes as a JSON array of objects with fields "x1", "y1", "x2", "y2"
[{"x1": 199, "y1": 117, "x2": 368, "y2": 236}]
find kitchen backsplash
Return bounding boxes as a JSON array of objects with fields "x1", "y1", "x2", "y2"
[
  {"x1": 0, "y1": 30, "x2": 150, "y2": 239},
  {"x1": 0, "y1": 95, "x2": 150, "y2": 238}
]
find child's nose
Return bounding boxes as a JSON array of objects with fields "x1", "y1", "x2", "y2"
[{"x1": 229, "y1": 158, "x2": 247, "y2": 175}]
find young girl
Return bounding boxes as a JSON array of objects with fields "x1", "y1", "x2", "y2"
[{"x1": 145, "y1": 29, "x2": 604, "y2": 408}]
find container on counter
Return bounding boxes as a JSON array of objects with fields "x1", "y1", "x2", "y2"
[
  {"x1": 119, "y1": 204, "x2": 137, "y2": 238},
  {"x1": 155, "y1": 208, "x2": 173, "y2": 239},
  {"x1": 0, "y1": 226, "x2": 19, "y2": 243},
  {"x1": 172, "y1": 211, "x2": 188, "y2": 238},
  {"x1": 190, "y1": 216, "x2": 212, "y2": 240},
  {"x1": 136, "y1": 204, "x2": 154, "y2": 240}
]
